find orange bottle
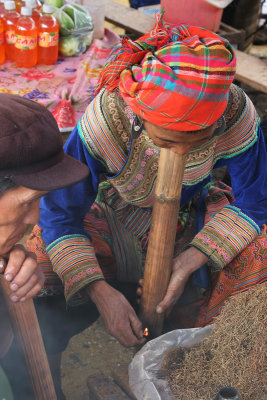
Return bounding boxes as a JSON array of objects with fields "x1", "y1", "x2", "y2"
[
  {"x1": 15, "y1": 0, "x2": 26, "y2": 12},
  {"x1": 0, "y1": 0, "x2": 6, "y2": 19},
  {"x1": 25, "y1": 0, "x2": 40, "y2": 25},
  {"x1": 4, "y1": 1, "x2": 20, "y2": 61},
  {"x1": 15, "y1": 6, "x2": 37, "y2": 67},
  {"x1": 35, "y1": 0, "x2": 41, "y2": 10},
  {"x1": 38, "y1": 3, "x2": 59, "y2": 65},
  {"x1": 0, "y1": 17, "x2": 5, "y2": 64}
]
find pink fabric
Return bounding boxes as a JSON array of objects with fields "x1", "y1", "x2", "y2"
[{"x1": 0, "y1": 29, "x2": 119, "y2": 130}]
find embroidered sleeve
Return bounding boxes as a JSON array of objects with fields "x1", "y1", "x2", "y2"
[
  {"x1": 39, "y1": 124, "x2": 106, "y2": 300},
  {"x1": 214, "y1": 84, "x2": 259, "y2": 161},
  {"x1": 79, "y1": 89, "x2": 131, "y2": 174},
  {"x1": 47, "y1": 235, "x2": 104, "y2": 301},
  {"x1": 191, "y1": 118, "x2": 267, "y2": 269},
  {"x1": 191, "y1": 205, "x2": 260, "y2": 269},
  {"x1": 39, "y1": 92, "x2": 133, "y2": 300}
]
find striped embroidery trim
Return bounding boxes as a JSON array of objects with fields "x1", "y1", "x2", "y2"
[
  {"x1": 47, "y1": 235, "x2": 103, "y2": 300},
  {"x1": 183, "y1": 103, "x2": 259, "y2": 185},
  {"x1": 79, "y1": 102, "x2": 125, "y2": 171},
  {"x1": 79, "y1": 90, "x2": 130, "y2": 174},
  {"x1": 191, "y1": 205, "x2": 260, "y2": 269}
]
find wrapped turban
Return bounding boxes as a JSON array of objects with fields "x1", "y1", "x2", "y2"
[{"x1": 95, "y1": 16, "x2": 236, "y2": 131}]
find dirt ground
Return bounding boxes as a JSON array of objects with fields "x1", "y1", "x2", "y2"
[{"x1": 62, "y1": 318, "x2": 135, "y2": 399}]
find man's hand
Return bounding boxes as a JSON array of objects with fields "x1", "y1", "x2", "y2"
[
  {"x1": 86, "y1": 280, "x2": 146, "y2": 348},
  {"x1": 0, "y1": 244, "x2": 44, "y2": 302},
  {"x1": 156, "y1": 247, "x2": 208, "y2": 315}
]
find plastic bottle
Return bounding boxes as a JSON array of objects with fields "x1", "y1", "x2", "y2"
[
  {"x1": 14, "y1": 6, "x2": 37, "y2": 67},
  {"x1": 37, "y1": 3, "x2": 59, "y2": 65},
  {"x1": 0, "y1": 16, "x2": 5, "y2": 64},
  {"x1": 0, "y1": 0, "x2": 6, "y2": 19},
  {"x1": 4, "y1": 1, "x2": 20, "y2": 61},
  {"x1": 35, "y1": 0, "x2": 41, "y2": 10},
  {"x1": 15, "y1": 0, "x2": 24, "y2": 12},
  {"x1": 14, "y1": 0, "x2": 23, "y2": 12},
  {"x1": 25, "y1": 0, "x2": 39, "y2": 24}
]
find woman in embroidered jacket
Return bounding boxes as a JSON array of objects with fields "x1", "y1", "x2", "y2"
[{"x1": 29, "y1": 21, "x2": 266, "y2": 352}]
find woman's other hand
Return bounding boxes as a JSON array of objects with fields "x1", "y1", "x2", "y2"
[
  {"x1": 136, "y1": 247, "x2": 208, "y2": 316},
  {"x1": 156, "y1": 247, "x2": 208, "y2": 315}
]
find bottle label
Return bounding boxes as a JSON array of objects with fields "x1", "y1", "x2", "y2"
[
  {"x1": 0, "y1": 32, "x2": 4, "y2": 46},
  {"x1": 5, "y1": 30, "x2": 16, "y2": 45},
  {"x1": 15, "y1": 34, "x2": 37, "y2": 50},
  {"x1": 38, "y1": 32, "x2": 59, "y2": 47}
]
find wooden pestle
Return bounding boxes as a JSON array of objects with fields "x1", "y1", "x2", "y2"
[
  {"x1": 139, "y1": 148, "x2": 187, "y2": 338},
  {"x1": 0, "y1": 275, "x2": 57, "y2": 400}
]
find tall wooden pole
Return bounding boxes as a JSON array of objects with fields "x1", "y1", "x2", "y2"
[
  {"x1": 0, "y1": 276, "x2": 57, "y2": 400},
  {"x1": 140, "y1": 148, "x2": 187, "y2": 338}
]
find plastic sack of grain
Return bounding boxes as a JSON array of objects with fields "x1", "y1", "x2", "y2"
[{"x1": 128, "y1": 325, "x2": 212, "y2": 400}]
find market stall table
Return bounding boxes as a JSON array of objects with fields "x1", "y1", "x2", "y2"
[{"x1": 0, "y1": 29, "x2": 120, "y2": 132}]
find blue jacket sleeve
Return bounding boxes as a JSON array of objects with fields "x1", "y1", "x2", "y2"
[
  {"x1": 191, "y1": 126, "x2": 266, "y2": 270},
  {"x1": 226, "y1": 126, "x2": 267, "y2": 228},
  {"x1": 39, "y1": 125, "x2": 105, "y2": 246}
]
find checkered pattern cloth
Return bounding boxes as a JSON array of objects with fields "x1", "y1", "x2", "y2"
[{"x1": 95, "y1": 16, "x2": 236, "y2": 131}]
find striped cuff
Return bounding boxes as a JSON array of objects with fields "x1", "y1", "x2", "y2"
[
  {"x1": 47, "y1": 235, "x2": 104, "y2": 301},
  {"x1": 190, "y1": 205, "x2": 260, "y2": 269}
]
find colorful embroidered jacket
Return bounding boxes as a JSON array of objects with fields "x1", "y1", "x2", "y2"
[{"x1": 39, "y1": 84, "x2": 267, "y2": 301}]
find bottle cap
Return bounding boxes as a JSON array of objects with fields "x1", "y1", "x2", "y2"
[
  {"x1": 42, "y1": 3, "x2": 53, "y2": 13},
  {"x1": 25, "y1": 0, "x2": 36, "y2": 8},
  {"x1": 5, "y1": 1, "x2": 16, "y2": 10},
  {"x1": 21, "y1": 6, "x2": 32, "y2": 15}
]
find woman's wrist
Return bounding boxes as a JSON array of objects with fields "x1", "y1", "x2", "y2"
[
  {"x1": 85, "y1": 279, "x2": 107, "y2": 302},
  {"x1": 174, "y1": 246, "x2": 209, "y2": 275}
]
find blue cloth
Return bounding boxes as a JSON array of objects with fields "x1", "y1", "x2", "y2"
[
  {"x1": 193, "y1": 185, "x2": 210, "y2": 288},
  {"x1": 129, "y1": 0, "x2": 160, "y2": 9},
  {"x1": 39, "y1": 125, "x2": 267, "y2": 274}
]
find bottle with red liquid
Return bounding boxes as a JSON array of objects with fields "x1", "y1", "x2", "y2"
[
  {"x1": 15, "y1": 0, "x2": 22, "y2": 12},
  {"x1": 4, "y1": 1, "x2": 20, "y2": 61},
  {"x1": 35, "y1": 0, "x2": 41, "y2": 10},
  {"x1": 38, "y1": 3, "x2": 59, "y2": 65},
  {"x1": 0, "y1": 0, "x2": 6, "y2": 19},
  {"x1": 25, "y1": 0, "x2": 40, "y2": 25},
  {"x1": 15, "y1": 6, "x2": 37, "y2": 67},
  {"x1": 0, "y1": 16, "x2": 5, "y2": 64}
]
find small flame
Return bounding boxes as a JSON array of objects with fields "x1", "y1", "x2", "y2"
[{"x1": 143, "y1": 327, "x2": 149, "y2": 337}]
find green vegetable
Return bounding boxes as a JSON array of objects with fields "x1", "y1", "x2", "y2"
[
  {"x1": 46, "y1": 0, "x2": 64, "y2": 8},
  {"x1": 59, "y1": 36, "x2": 80, "y2": 56},
  {"x1": 74, "y1": 11, "x2": 93, "y2": 29},
  {"x1": 63, "y1": 5, "x2": 94, "y2": 30},
  {"x1": 84, "y1": 31, "x2": 93, "y2": 47},
  {"x1": 57, "y1": 10, "x2": 75, "y2": 35},
  {"x1": 64, "y1": 5, "x2": 75, "y2": 20},
  {"x1": 72, "y1": 4, "x2": 87, "y2": 14}
]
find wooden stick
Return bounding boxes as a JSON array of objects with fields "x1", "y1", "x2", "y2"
[
  {"x1": 0, "y1": 276, "x2": 57, "y2": 400},
  {"x1": 139, "y1": 148, "x2": 187, "y2": 338}
]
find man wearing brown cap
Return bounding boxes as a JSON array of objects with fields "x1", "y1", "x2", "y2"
[{"x1": 0, "y1": 93, "x2": 89, "y2": 399}]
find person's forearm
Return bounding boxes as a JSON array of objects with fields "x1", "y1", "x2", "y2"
[
  {"x1": 174, "y1": 246, "x2": 209, "y2": 275},
  {"x1": 85, "y1": 280, "x2": 107, "y2": 303}
]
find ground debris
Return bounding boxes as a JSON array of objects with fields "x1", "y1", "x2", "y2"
[{"x1": 162, "y1": 283, "x2": 267, "y2": 400}]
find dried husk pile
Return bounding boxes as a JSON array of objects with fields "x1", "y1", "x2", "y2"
[{"x1": 162, "y1": 283, "x2": 267, "y2": 400}]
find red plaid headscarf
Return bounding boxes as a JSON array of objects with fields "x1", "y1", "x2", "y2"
[{"x1": 95, "y1": 16, "x2": 236, "y2": 131}]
